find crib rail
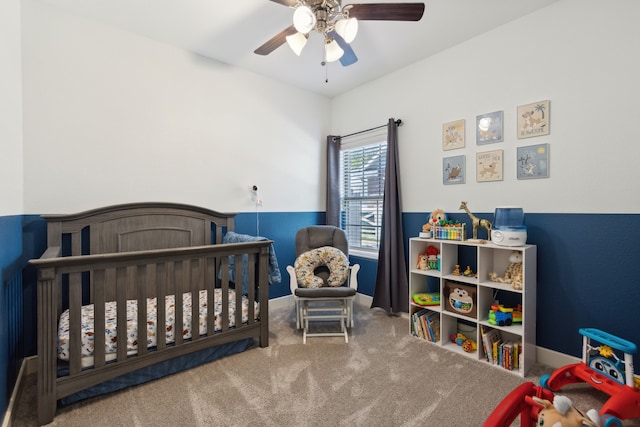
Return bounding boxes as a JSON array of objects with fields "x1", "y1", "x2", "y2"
[{"x1": 30, "y1": 241, "x2": 271, "y2": 425}]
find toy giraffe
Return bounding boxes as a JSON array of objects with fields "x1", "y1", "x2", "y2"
[{"x1": 459, "y1": 201, "x2": 492, "y2": 240}]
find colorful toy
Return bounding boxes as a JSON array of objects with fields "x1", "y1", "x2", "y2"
[
  {"x1": 412, "y1": 292, "x2": 440, "y2": 306},
  {"x1": 426, "y1": 245, "x2": 440, "y2": 270},
  {"x1": 488, "y1": 304, "x2": 522, "y2": 327},
  {"x1": 452, "y1": 264, "x2": 461, "y2": 276},
  {"x1": 540, "y1": 328, "x2": 640, "y2": 427},
  {"x1": 483, "y1": 382, "x2": 600, "y2": 427},
  {"x1": 450, "y1": 333, "x2": 477, "y2": 353}
]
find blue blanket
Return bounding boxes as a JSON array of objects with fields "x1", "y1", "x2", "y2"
[{"x1": 222, "y1": 232, "x2": 281, "y2": 293}]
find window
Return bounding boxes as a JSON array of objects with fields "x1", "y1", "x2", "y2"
[{"x1": 340, "y1": 139, "x2": 387, "y2": 254}]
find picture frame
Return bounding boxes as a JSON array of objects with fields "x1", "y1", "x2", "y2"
[
  {"x1": 476, "y1": 149, "x2": 503, "y2": 182},
  {"x1": 476, "y1": 111, "x2": 503, "y2": 145},
  {"x1": 442, "y1": 119, "x2": 465, "y2": 150},
  {"x1": 517, "y1": 143, "x2": 550, "y2": 179},
  {"x1": 443, "y1": 155, "x2": 465, "y2": 185},
  {"x1": 517, "y1": 100, "x2": 550, "y2": 139}
]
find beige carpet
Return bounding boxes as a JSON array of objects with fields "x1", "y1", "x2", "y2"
[{"x1": 12, "y1": 303, "x2": 640, "y2": 426}]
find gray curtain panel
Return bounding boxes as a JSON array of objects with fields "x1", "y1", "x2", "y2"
[
  {"x1": 371, "y1": 118, "x2": 408, "y2": 314},
  {"x1": 326, "y1": 135, "x2": 341, "y2": 227}
]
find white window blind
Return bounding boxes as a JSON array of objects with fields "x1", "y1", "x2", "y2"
[{"x1": 340, "y1": 138, "x2": 387, "y2": 252}]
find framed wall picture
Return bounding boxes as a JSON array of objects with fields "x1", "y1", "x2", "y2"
[
  {"x1": 476, "y1": 149, "x2": 503, "y2": 182},
  {"x1": 476, "y1": 111, "x2": 503, "y2": 145},
  {"x1": 443, "y1": 155, "x2": 465, "y2": 185},
  {"x1": 517, "y1": 143, "x2": 550, "y2": 179},
  {"x1": 442, "y1": 119, "x2": 465, "y2": 150},
  {"x1": 517, "y1": 100, "x2": 550, "y2": 139}
]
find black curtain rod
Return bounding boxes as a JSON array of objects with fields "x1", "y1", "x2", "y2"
[{"x1": 340, "y1": 119, "x2": 402, "y2": 139}]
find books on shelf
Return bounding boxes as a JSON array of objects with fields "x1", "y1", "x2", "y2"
[
  {"x1": 412, "y1": 309, "x2": 440, "y2": 343},
  {"x1": 480, "y1": 325, "x2": 522, "y2": 372}
]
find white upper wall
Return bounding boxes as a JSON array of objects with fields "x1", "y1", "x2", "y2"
[
  {"x1": 331, "y1": 0, "x2": 640, "y2": 214},
  {"x1": 21, "y1": 0, "x2": 330, "y2": 215},
  {"x1": 0, "y1": 0, "x2": 24, "y2": 216}
]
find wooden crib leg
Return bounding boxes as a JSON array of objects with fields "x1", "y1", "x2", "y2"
[{"x1": 38, "y1": 269, "x2": 58, "y2": 425}]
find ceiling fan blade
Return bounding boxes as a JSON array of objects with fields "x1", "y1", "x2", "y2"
[
  {"x1": 347, "y1": 3, "x2": 425, "y2": 21},
  {"x1": 268, "y1": 0, "x2": 297, "y2": 6},
  {"x1": 254, "y1": 25, "x2": 297, "y2": 55},
  {"x1": 329, "y1": 31, "x2": 358, "y2": 67}
]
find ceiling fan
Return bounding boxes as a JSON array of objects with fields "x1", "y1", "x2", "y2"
[{"x1": 254, "y1": 1, "x2": 425, "y2": 67}]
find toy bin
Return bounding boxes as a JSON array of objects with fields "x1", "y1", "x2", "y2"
[{"x1": 444, "y1": 281, "x2": 477, "y2": 319}]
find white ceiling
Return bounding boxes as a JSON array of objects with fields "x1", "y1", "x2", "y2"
[{"x1": 39, "y1": 0, "x2": 561, "y2": 98}]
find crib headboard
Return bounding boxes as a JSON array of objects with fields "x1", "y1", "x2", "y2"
[{"x1": 42, "y1": 202, "x2": 237, "y2": 256}]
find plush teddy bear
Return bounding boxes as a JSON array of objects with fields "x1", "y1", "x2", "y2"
[
  {"x1": 532, "y1": 395, "x2": 601, "y2": 427},
  {"x1": 422, "y1": 209, "x2": 447, "y2": 233}
]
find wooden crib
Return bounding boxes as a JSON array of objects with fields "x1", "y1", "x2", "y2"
[{"x1": 29, "y1": 202, "x2": 272, "y2": 425}]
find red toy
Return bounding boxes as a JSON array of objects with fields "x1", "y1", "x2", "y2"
[
  {"x1": 483, "y1": 382, "x2": 554, "y2": 427},
  {"x1": 540, "y1": 328, "x2": 640, "y2": 427}
]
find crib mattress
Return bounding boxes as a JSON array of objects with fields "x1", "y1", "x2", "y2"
[{"x1": 58, "y1": 289, "x2": 258, "y2": 367}]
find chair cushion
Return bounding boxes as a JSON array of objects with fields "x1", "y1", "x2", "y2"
[
  {"x1": 294, "y1": 246, "x2": 349, "y2": 288},
  {"x1": 295, "y1": 287, "x2": 356, "y2": 298}
]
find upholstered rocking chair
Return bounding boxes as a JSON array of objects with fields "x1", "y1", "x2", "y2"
[{"x1": 286, "y1": 226, "x2": 360, "y2": 343}]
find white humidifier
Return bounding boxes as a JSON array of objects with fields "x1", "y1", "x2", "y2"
[{"x1": 491, "y1": 206, "x2": 527, "y2": 247}]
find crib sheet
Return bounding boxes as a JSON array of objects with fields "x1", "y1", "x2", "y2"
[{"x1": 57, "y1": 289, "x2": 258, "y2": 366}]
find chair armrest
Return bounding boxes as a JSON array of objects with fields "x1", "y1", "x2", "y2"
[
  {"x1": 348, "y1": 264, "x2": 360, "y2": 290},
  {"x1": 286, "y1": 265, "x2": 298, "y2": 294}
]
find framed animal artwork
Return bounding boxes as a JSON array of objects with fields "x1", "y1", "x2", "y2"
[
  {"x1": 517, "y1": 143, "x2": 550, "y2": 179},
  {"x1": 517, "y1": 100, "x2": 550, "y2": 139},
  {"x1": 476, "y1": 149, "x2": 503, "y2": 182},
  {"x1": 442, "y1": 119, "x2": 465, "y2": 150},
  {"x1": 443, "y1": 155, "x2": 465, "y2": 185},
  {"x1": 476, "y1": 111, "x2": 504, "y2": 145}
]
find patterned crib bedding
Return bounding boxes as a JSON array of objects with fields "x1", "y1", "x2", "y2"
[{"x1": 58, "y1": 289, "x2": 259, "y2": 367}]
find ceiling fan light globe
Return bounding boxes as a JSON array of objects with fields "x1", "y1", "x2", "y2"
[
  {"x1": 335, "y1": 17, "x2": 358, "y2": 43},
  {"x1": 325, "y1": 39, "x2": 344, "y2": 62},
  {"x1": 286, "y1": 32, "x2": 308, "y2": 56},
  {"x1": 293, "y1": 6, "x2": 316, "y2": 34}
]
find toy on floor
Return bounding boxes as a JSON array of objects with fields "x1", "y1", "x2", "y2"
[
  {"x1": 533, "y1": 395, "x2": 601, "y2": 427},
  {"x1": 483, "y1": 382, "x2": 601, "y2": 427},
  {"x1": 540, "y1": 328, "x2": 640, "y2": 427}
]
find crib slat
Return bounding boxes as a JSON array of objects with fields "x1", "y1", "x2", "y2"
[
  {"x1": 93, "y1": 269, "x2": 106, "y2": 368},
  {"x1": 69, "y1": 271, "x2": 83, "y2": 375},
  {"x1": 157, "y1": 262, "x2": 167, "y2": 350},
  {"x1": 116, "y1": 267, "x2": 128, "y2": 362},
  {"x1": 247, "y1": 253, "x2": 255, "y2": 324},
  {"x1": 185, "y1": 259, "x2": 200, "y2": 341},
  {"x1": 174, "y1": 261, "x2": 184, "y2": 346},
  {"x1": 235, "y1": 256, "x2": 243, "y2": 328},
  {"x1": 137, "y1": 265, "x2": 147, "y2": 356},
  {"x1": 220, "y1": 257, "x2": 229, "y2": 332},
  {"x1": 206, "y1": 257, "x2": 215, "y2": 336}
]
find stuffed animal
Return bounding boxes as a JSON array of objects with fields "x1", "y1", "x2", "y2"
[
  {"x1": 532, "y1": 395, "x2": 601, "y2": 427},
  {"x1": 489, "y1": 251, "x2": 523, "y2": 290},
  {"x1": 422, "y1": 209, "x2": 447, "y2": 233},
  {"x1": 416, "y1": 254, "x2": 429, "y2": 270}
]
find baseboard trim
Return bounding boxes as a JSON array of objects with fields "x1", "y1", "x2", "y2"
[
  {"x1": 536, "y1": 345, "x2": 580, "y2": 369},
  {"x1": 2, "y1": 356, "x2": 36, "y2": 427}
]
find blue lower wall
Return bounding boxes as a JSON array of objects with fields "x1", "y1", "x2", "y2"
[
  {"x1": 4, "y1": 209, "x2": 640, "y2": 417},
  {"x1": 0, "y1": 216, "x2": 24, "y2": 417}
]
